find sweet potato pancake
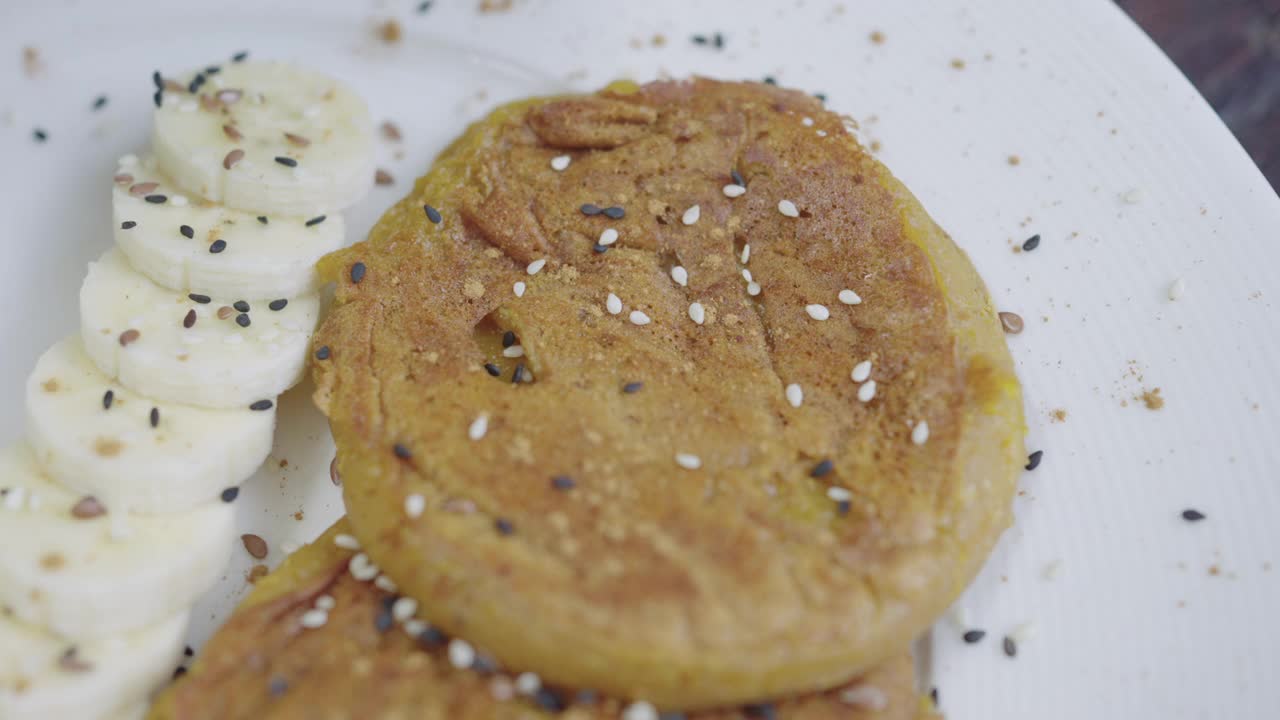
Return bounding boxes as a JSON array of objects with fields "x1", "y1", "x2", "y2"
[
  {"x1": 312, "y1": 78, "x2": 1023, "y2": 708},
  {"x1": 147, "y1": 520, "x2": 938, "y2": 719}
]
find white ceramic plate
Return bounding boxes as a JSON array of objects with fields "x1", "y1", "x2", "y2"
[{"x1": 3, "y1": 1, "x2": 1278, "y2": 718}]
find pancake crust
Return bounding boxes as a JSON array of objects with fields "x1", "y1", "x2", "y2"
[
  {"x1": 147, "y1": 520, "x2": 938, "y2": 719},
  {"x1": 313, "y1": 79, "x2": 1023, "y2": 707}
]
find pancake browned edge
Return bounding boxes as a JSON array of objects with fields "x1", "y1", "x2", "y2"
[
  {"x1": 146, "y1": 519, "x2": 939, "y2": 719},
  {"x1": 312, "y1": 78, "x2": 1024, "y2": 708}
]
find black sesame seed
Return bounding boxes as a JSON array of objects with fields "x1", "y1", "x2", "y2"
[
  {"x1": 209, "y1": 239, "x2": 227, "y2": 254},
  {"x1": 233, "y1": 300, "x2": 251, "y2": 312},
  {"x1": 472, "y1": 653, "x2": 499, "y2": 674},
  {"x1": 220, "y1": 487, "x2": 240, "y2": 503},
  {"x1": 815, "y1": 92, "x2": 827, "y2": 103},
  {"x1": 188, "y1": 293, "x2": 211, "y2": 304},
  {"x1": 205, "y1": 65, "x2": 221, "y2": 75},
  {"x1": 962, "y1": 629, "x2": 986, "y2": 644},
  {"x1": 257, "y1": 216, "x2": 268, "y2": 225},
  {"x1": 145, "y1": 194, "x2": 167, "y2": 204},
  {"x1": 809, "y1": 459, "x2": 834, "y2": 478},
  {"x1": 423, "y1": 205, "x2": 442, "y2": 224},
  {"x1": 659, "y1": 713, "x2": 688, "y2": 720},
  {"x1": 417, "y1": 0, "x2": 433, "y2": 12},
  {"x1": 149, "y1": 407, "x2": 160, "y2": 428},
  {"x1": 551, "y1": 475, "x2": 576, "y2": 491},
  {"x1": 533, "y1": 688, "x2": 567, "y2": 712},
  {"x1": 268, "y1": 299, "x2": 288, "y2": 311},
  {"x1": 393, "y1": 443, "x2": 412, "y2": 460},
  {"x1": 602, "y1": 206, "x2": 625, "y2": 219},
  {"x1": 187, "y1": 74, "x2": 204, "y2": 94},
  {"x1": 153, "y1": 90, "x2": 163, "y2": 108},
  {"x1": 930, "y1": 687, "x2": 939, "y2": 706},
  {"x1": 622, "y1": 381, "x2": 644, "y2": 394},
  {"x1": 494, "y1": 517, "x2": 515, "y2": 535},
  {"x1": 183, "y1": 309, "x2": 197, "y2": 329},
  {"x1": 268, "y1": 676, "x2": 288, "y2": 697},
  {"x1": 417, "y1": 626, "x2": 447, "y2": 648},
  {"x1": 173, "y1": 666, "x2": 187, "y2": 679},
  {"x1": 179, "y1": 224, "x2": 194, "y2": 239},
  {"x1": 92, "y1": 95, "x2": 108, "y2": 111},
  {"x1": 235, "y1": 313, "x2": 251, "y2": 327},
  {"x1": 483, "y1": 363, "x2": 501, "y2": 377},
  {"x1": 763, "y1": 75, "x2": 777, "y2": 85},
  {"x1": 743, "y1": 703, "x2": 776, "y2": 720},
  {"x1": 152, "y1": 70, "x2": 163, "y2": 89},
  {"x1": 274, "y1": 156, "x2": 298, "y2": 167},
  {"x1": 315, "y1": 345, "x2": 331, "y2": 360},
  {"x1": 184, "y1": 646, "x2": 194, "y2": 657},
  {"x1": 836, "y1": 499, "x2": 851, "y2": 515},
  {"x1": 731, "y1": 169, "x2": 745, "y2": 187},
  {"x1": 592, "y1": 244, "x2": 609, "y2": 254},
  {"x1": 102, "y1": 390, "x2": 114, "y2": 410},
  {"x1": 575, "y1": 689, "x2": 599, "y2": 705},
  {"x1": 692, "y1": 34, "x2": 708, "y2": 45},
  {"x1": 512, "y1": 363, "x2": 525, "y2": 384},
  {"x1": 1002, "y1": 636, "x2": 1017, "y2": 658},
  {"x1": 501, "y1": 330, "x2": 515, "y2": 348},
  {"x1": 249, "y1": 399, "x2": 274, "y2": 411},
  {"x1": 1182, "y1": 509, "x2": 1206, "y2": 522},
  {"x1": 305, "y1": 215, "x2": 326, "y2": 227},
  {"x1": 374, "y1": 609, "x2": 394, "y2": 633},
  {"x1": 231, "y1": 51, "x2": 249, "y2": 63},
  {"x1": 1022, "y1": 234, "x2": 1041, "y2": 252},
  {"x1": 1025, "y1": 450, "x2": 1043, "y2": 471},
  {"x1": 350, "y1": 262, "x2": 367, "y2": 284},
  {"x1": 121, "y1": 221, "x2": 137, "y2": 230},
  {"x1": 580, "y1": 203, "x2": 603, "y2": 216},
  {"x1": 380, "y1": 595, "x2": 397, "y2": 613},
  {"x1": 713, "y1": 32, "x2": 725, "y2": 49}
]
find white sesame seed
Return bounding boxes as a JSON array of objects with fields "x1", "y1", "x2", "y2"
[
  {"x1": 675, "y1": 453, "x2": 702, "y2": 470},
  {"x1": 746, "y1": 281, "x2": 761, "y2": 296},
  {"x1": 513, "y1": 281, "x2": 526, "y2": 298},
  {"x1": 550, "y1": 154, "x2": 571, "y2": 171},
  {"x1": 280, "y1": 541, "x2": 300, "y2": 555},
  {"x1": 778, "y1": 199, "x2": 799, "y2": 217},
  {"x1": 333, "y1": 533, "x2": 360, "y2": 550},
  {"x1": 851, "y1": 360, "x2": 872, "y2": 383},
  {"x1": 1011, "y1": 621, "x2": 1038, "y2": 643},
  {"x1": 606, "y1": 292, "x2": 623, "y2": 315},
  {"x1": 622, "y1": 701, "x2": 658, "y2": 720},
  {"x1": 785, "y1": 383, "x2": 804, "y2": 408},
  {"x1": 816, "y1": 130, "x2": 828, "y2": 137},
  {"x1": 857, "y1": 380, "x2": 877, "y2": 402},
  {"x1": 526, "y1": 258, "x2": 546, "y2": 275},
  {"x1": 315, "y1": 595, "x2": 335, "y2": 610},
  {"x1": 840, "y1": 684, "x2": 888, "y2": 711},
  {"x1": 670, "y1": 265, "x2": 688, "y2": 287},
  {"x1": 838, "y1": 288, "x2": 862, "y2": 305},
  {"x1": 1168, "y1": 277, "x2": 1186, "y2": 301},
  {"x1": 468, "y1": 413, "x2": 489, "y2": 441},
  {"x1": 490, "y1": 676, "x2": 515, "y2": 701},
  {"x1": 723, "y1": 184, "x2": 746, "y2": 198},
  {"x1": 740, "y1": 243, "x2": 751, "y2": 264},
  {"x1": 741, "y1": 268, "x2": 752, "y2": 283},
  {"x1": 299, "y1": 609, "x2": 328, "y2": 628},
  {"x1": 403, "y1": 619, "x2": 428, "y2": 636},
  {"x1": 805, "y1": 304, "x2": 830, "y2": 321},
  {"x1": 404, "y1": 493, "x2": 426, "y2": 518},
  {"x1": 374, "y1": 574, "x2": 398, "y2": 593},
  {"x1": 599, "y1": 228, "x2": 618, "y2": 246},
  {"x1": 448, "y1": 639, "x2": 476, "y2": 669},
  {"x1": 688, "y1": 302, "x2": 706, "y2": 325},
  {"x1": 349, "y1": 553, "x2": 380, "y2": 581},
  {"x1": 515, "y1": 672, "x2": 541, "y2": 695},
  {"x1": 502, "y1": 345, "x2": 524, "y2": 358},
  {"x1": 802, "y1": 116, "x2": 814, "y2": 126},
  {"x1": 170, "y1": 195, "x2": 189, "y2": 207},
  {"x1": 629, "y1": 310, "x2": 651, "y2": 326},
  {"x1": 681, "y1": 205, "x2": 701, "y2": 225},
  {"x1": 911, "y1": 420, "x2": 930, "y2": 445},
  {"x1": 826, "y1": 486, "x2": 853, "y2": 502},
  {"x1": 392, "y1": 596, "x2": 418, "y2": 622}
]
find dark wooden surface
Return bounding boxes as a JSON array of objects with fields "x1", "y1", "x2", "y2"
[{"x1": 1119, "y1": 0, "x2": 1280, "y2": 190}]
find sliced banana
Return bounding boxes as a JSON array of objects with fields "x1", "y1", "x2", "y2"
[
  {"x1": 25, "y1": 336, "x2": 275, "y2": 514},
  {"x1": 0, "y1": 442, "x2": 234, "y2": 639},
  {"x1": 0, "y1": 610, "x2": 185, "y2": 720},
  {"x1": 80, "y1": 248, "x2": 318, "y2": 409},
  {"x1": 152, "y1": 60, "x2": 374, "y2": 217},
  {"x1": 112, "y1": 155, "x2": 344, "y2": 299}
]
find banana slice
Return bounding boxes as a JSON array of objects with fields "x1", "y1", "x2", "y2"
[
  {"x1": 0, "y1": 442, "x2": 234, "y2": 639},
  {"x1": 153, "y1": 60, "x2": 374, "y2": 217},
  {"x1": 0, "y1": 610, "x2": 185, "y2": 720},
  {"x1": 112, "y1": 155, "x2": 344, "y2": 299},
  {"x1": 80, "y1": 248, "x2": 318, "y2": 409},
  {"x1": 25, "y1": 336, "x2": 275, "y2": 514}
]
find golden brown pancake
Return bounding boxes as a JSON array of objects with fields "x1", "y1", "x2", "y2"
[
  {"x1": 147, "y1": 520, "x2": 939, "y2": 719},
  {"x1": 312, "y1": 78, "x2": 1023, "y2": 708}
]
